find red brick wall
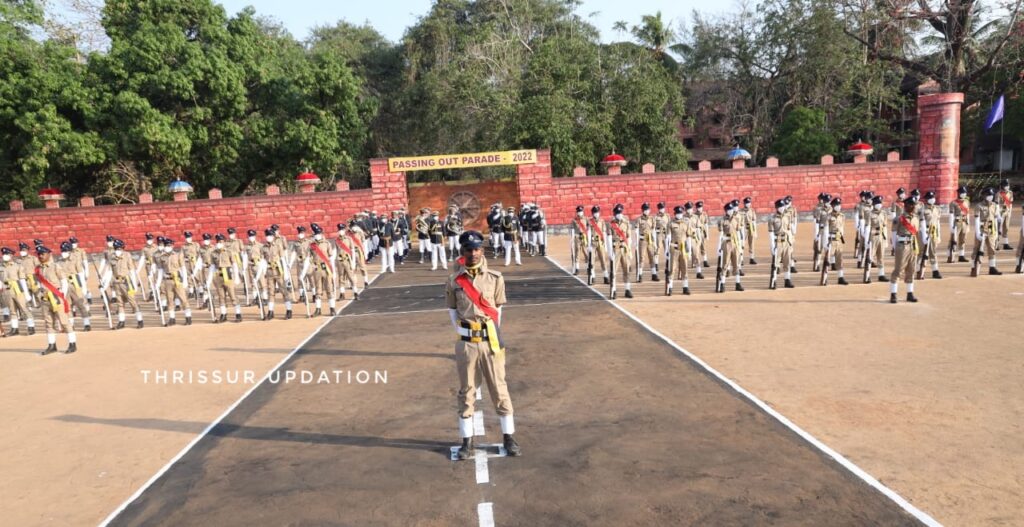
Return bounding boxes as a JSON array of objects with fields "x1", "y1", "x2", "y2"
[{"x1": 408, "y1": 180, "x2": 519, "y2": 231}]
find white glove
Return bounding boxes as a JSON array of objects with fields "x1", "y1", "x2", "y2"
[
  {"x1": 975, "y1": 217, "x2": 982, "y2": 241},
  {"x1": 448, "y1": 308, "x2": 459, "y2": 330}
]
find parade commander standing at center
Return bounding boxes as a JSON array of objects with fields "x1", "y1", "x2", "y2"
[{"x1": 446, "y1": 230, "x2": 521, "y2": 460}]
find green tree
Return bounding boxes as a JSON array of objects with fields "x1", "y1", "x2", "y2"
[{"x1": 770, "y1": 107, "x2": 836, "y2": 164}]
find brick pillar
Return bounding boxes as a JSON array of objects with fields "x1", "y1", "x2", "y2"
[
  {"x1": 208, "y1": 188, "x2": 222, "y2": 200},
  {"x1": 172, "y1": 191, "x2": 189, "y2": 201},
  {"x1": 516, "y1": 149, "x2": 553, "y2": 219},
  {"x1": 9, "y1": 200, "x2": 24, "y2": 211},
  {"x1": 731, "y1": 159, "x2": 746, "y2": 169},
  {"x1": 916, "y1": 92, "x2": 963, "y2": 203},
  {"x1": 43, "y1": 199, "x2": 61, "y2": 209},
  {"x1": 265, "y1": 184, "x2": 281, "y2": 196},
  {"x1": 698, "y1": 160, "x2": 711, "y2": 171},
  {"x1": 572, "y1": 166, "x2": 587, "y2": 177},
  {"x1": 641, "y1": 163, "x2": 656, "y2": 174},
  {"x1": 138, "y1": 193, "x2": 153, "y2": 204},
  {"x1": 370, "y1": 159, "x2": 409, "y2": 213},
  {"x1": 607, "y1": 165, "x2": 622, "y2": 175},
  {"x1": 766, "y1": 157, "x2": 779, "y2": 168},
  {"x1": 820, "y1": 155, "x2": 834, "y2": 165},
  {"x1": 79, "y1": 196, "x2": 95, "y2": 207},
  {"x1": 335, "y1": 180, "x2": 350, "y2": 191}
]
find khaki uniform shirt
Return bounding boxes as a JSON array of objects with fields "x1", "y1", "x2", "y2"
[
  {"x1": 975, "y1": 201, "x2": 999, "y2": 237},
  {"x1": 827, "y1": 211, "x2": 845, "y2": 243},
  {"x1": 654, "y1": 212, "x2": 670, "y2": 236},
  {"x1": 949, "y1": 198, "x2": 971, "y2": 227},
  {"x1": 635, "y1": 214, "x2": 655, "y2": 242},
  {"x1": 868, "y1": 208, "x2": 889, "y2": 241},
  {"x1": 609, "y1": 217, "x2": 631, "y2": 247},
  {"x1": 445, "y1": 265, "x2": 506, "y2": 324},
  {"x1": 768, "y1": 212, "x2": 792, "y2": 243},
  {"x1": 668, "y1": 217, "x2": 693, "y2": 248},
  {"x1": 920, "y1": 204, "x2": 941, "y2": 239}
]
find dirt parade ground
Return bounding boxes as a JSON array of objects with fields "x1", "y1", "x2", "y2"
[{"x1": 1, "y1": 216, "x2": 1022, "y2": 526}]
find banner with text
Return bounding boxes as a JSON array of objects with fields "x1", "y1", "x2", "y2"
[{"x1": 388, "y1": 150, "x2": 537, "y2": 172}]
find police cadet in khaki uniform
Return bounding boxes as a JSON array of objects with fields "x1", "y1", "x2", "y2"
[
  {"x1": 768, "y1": 198, "x2": 795, "y2": 288},
  {"x1": 717, "y1": 201, "x2": 744, "y2": 292},
  {"x1": 264, "y1": 228, "x2": 295, "y2": 319},
  {"x1": 696, "y1": 201, "x2": 710, "y2": 268},
  {"x1": 109, "y1": 239, "x2": 144, "y2": 329},
  {"x1": 854, "y1": 191, "x2": 871, "y2": 266},
  {"x1": 889, "y1": 188, "x2": 907, "y2": 255},
  {"x1": 141, "y1": 233, "x2": 159, "y2": 300},
  {"x1": 635, "y1": 202, "x2": 658, "y2": 282},
  {"x1": 17, "y1": 241, "x2": 41, "y2": 299},
  {"x1": 948, "y1": 185, "x2": 971, "y2": 262},
  {"x1": 334, "y1": 223, "x2": 362, "y2": 300},
  {"x1": 68, "y1": 236, "x2": 92, "y2": 305},
  {"x1": 446, "y1": 230, "x2": 520, "y2": 460},
  {"x1": 157, "y1": 237, "x2": 192, "y2": 325},
  {"x1": 822, "y1": 197, "x2": 850, "y2": 285},
  {"x1": 812, "y1": 193, "x2": 831, "y2": 271},
  {"x1": 182, "y1": 231, "x2": 201, "y2": 297},
  {"x1": 743, "y1": 197, "x2": 758, "y2": 265},
  {"x1": 210, "y1": 233, "x2": 242, "y2": 323},
  {"x1": 2, "y1": 247, "x2": 36, "y2": 335},
  {"x1": 570, "y1": 205, "x2": 589, "y2": 275},
  {"x1": 34, "y1": 246, "x2": 78, "y2": 355},
  {"x1": 225, "y1": 227, "x2": 244, "y2": 299},
  {"x1": 919, "y1": 191, "x2": 943, "y2": 279},
  {"x1": 198, "y1": 233, "x2": 215, "y2": 308},
  {"x1": 974, "y1": 187, "x2": 1003, "y2": 275},
  {"x1": 609, "y1": 203, "x2": 634, "y2": 298},
  {"x1": 587, "y1": 205, "x2": 608, "y2": 282},
  {"x1": 864, "y1": 195, "x2": 890, "y2": 282},
  {"x1": 685, "y1": 202, "x2": 705, "y2": 278},
  {"x1": 653, "y1": 202, "x2": 670, "y2": 275},
  {"x1": 997, "y1": 179, "x2": 1014, "y2": 250},
  {"x1": 245, "y1": 229, "x2": 268, "y2": 307},
  {"x1": 305, "y1": 223, "x2": 335, "y2": 316},
  {"x1": 348, "y1": 219, "x2": 371, "y2": 283},
  {"x1": 666, "y1": 205, "x2": 694, "y2": 295},
  {"x1": 292, "y1": 225, "x2": 310, "y2": 301},
  {"x1": 58, "y1": 241, "x2": 91, "y2": 331},
  {"x1": 890, "y1": 197, "x2": 921, "y2": 303},
  {"x1": 782, "y1": 196, "x2": 799, "y2": 272}
]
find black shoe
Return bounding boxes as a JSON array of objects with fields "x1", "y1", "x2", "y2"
[
  {"x1": 989, "y1": 267, "x2": 1003, "y2": 275},
  {"x1": 703, "y1": 260, "x2": 709, "y2": 268},
  {"x1": 339, "y1": 291, "x2": 346, "y2": 300},
  {"x1": 610, "y1": 290, "x2": 616, "y2": 300},
  {"x1": 749, "y1": 258, "x2": 757, "y2": 265},
  {"x1": 624, "y1": 290, "x2": 633, "y2": 298},
  {"x1": 838, "y1": 277, "x2": 849, "y2": 285},
  {"x1": 40, "y1": 344, "x2": 57, "y2": 356},
  {"x1": 603, "y1": 277, "x2": 609, "y2": 285},
  {"x1": 314, "y1": 308, "x2": 322, "y2": 316},
  {"x1": 169, "y1": 318, "x2": 176, "y2": 326},
  {"x1": 285, "y1": 310, "x2": 293, "y2": 320},
  {"x1": 185, "y1": 317, "x2": 192, "y2": 326},
  {"x1": 116, "y1": 321, "x2": 125, "y2": 330},
  {"x1": 87, "y1": 298, "x2": 93, "y2": 305},
  {"x1": 84, "y1": 325, "x2": 91, "y2": 332},
  {"x1": 696, "y1": 272, "x2": 705, "y2": 280},
  {"x1": 137, "y1": 320, "x2": 144, "y2": 329},
  {"x1": 683, "y1": 287, "x2": 691, "y2": 295},
  {"x1": 864, "y1": 277, "x2": 872, "y2": 284},
  {"x1": 856, "y1": 261, "x2": 862, "y2": 268},
  {"x1": 907, "y1": 293, "x2": 918, "y2": 303},
  {"x1": 235, "y1": 314, "x2": 242, "y2": 322},
  {"x1": 958, "y1": 256, "x2": 969, "y2": 263},
  {"x1": 831, "y1": 263, "x2": 837, "y2": 271},
  {"x1": 354, "y1": 292, "x2": 360, "y2": 300},
  {"x1": 267, "y1": 311, "x2": 274, "y2": 320},
  {"x1": 64, "y1": 342, "x2": 77, "y2": 354},
  {"x1": 1003, "y1": 243, "x2": 1013, "y2": 250},
  {"x1": 503, "y1": 434, "x2": 522, "y2": 457},
  {"x1": 784, "y1": 279, "x2": 794, "y2": 288},
  {"x1": 652, "y1": 274, "x2": 659, "y2": 282},
  {"x1": 878, "y1": 275, "x2": 889, "y2": 282},
  {"x1": 456, "y1": 437, "x2": 475, "y2": 460},
  {"x1": 932, "y1": 270, "x2": 942, "y2": 279},
  {"x1": 735, "y1": 283, "x2": 745, "y2": 291},
  {"x1": 738, "y1": 270, "x2": 745, "y2": 277},
  {"x1": 219, "y1": 314, "x2": 227, "y2": 323},
  {"x1": 637, "y1": 275, "x2": 643, "y2": 283},
  {"x1": 28, "y1": 327, "x2": 35, "y2": 336},
  {"x1": 790, "y1": 266, "x2": 798, "y2": 274},
  {"x1": 9, "y1": 328, "x2": 18, "y2": 336},
  {"x1": 329, "y1": 308, "x2": 336, "y2": 316},
  {"x1": 890, "y1": 293, "x2": 897, "y2": 304},
  {"x1": 3, "y1": 315, "x2": 9, "y2": 322}
]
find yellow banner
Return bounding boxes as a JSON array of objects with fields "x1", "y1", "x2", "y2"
[{"x1": 388, "y1": 149, "x2": 537, "y2": 172}]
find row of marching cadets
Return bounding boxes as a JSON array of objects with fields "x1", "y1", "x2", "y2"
[
  {"x1": 568, "y1": 182, "x2": 1020, "y2": 302},
  {"x1": 481, "y1": 202, "x2": 548, "y2": 266}
]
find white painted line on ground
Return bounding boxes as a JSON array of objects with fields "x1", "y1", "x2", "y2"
[
  {"x1": 476, "y1": 386, "x2": 483, "y2": 401},
  {"x1": 544, "y1": 256, "x2": 942, "y2": 527},
  {"x1": 473, "y1": 410, "x2": 485, "y2": 435},
  {"x1": 474, "y1": 450, "x2": 490, "y2": 484},
  {"x1": 477, "y1": 502, "x2": 495, "y2": 527},
  {"x1": 337, "y1": 299, "x2": 600, "y2": 318},
  {"x1": 99, "y1": 273, "x2": 382, "y2": 526}
]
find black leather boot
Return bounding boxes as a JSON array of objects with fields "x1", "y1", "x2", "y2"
[
  {"x1": 185, "y1": 317, "x2": 192, "y2": 326},
  {"x1": 907, "y1": 293, "x2": 918, "y2": 303},
  {"x1": 683, "y1": 287, "x2": 691, "y2": 295},
  {"x1": 456, "y1": 437, "x2": 475, "y2": 460},
  {"x1": 932, "y1": 270, "x2": 943, "y2": 279},
  {"x1": 878, "y1": 275, "x2": 889, "y2": 282},
  {"x1": 838, "y1": 277, "x2": 849, "y2": 285},
  {"x1": 989, "y1": 267, "x2": 1003, "y2": 275},
  {"x1": 40, "y1": 344, "x2": 57, "y2": 356},
  {"x1": 235, "y1": 313, "x2": 242, "y2": 322},
  {"x1": 64, "y1": 342, "x2": 77, "y2": 354},
  {"x1": 503, "y1": 434, "x2": 521, "y2": 457},
  {"x1": 624, "y1": 289, "x2": 633, "y2": 298},
  {"x1": 285, "y1": 310, "x2": 293, "y2": 320},
  {"x1": 137, "y1": 320, "x2": 144, "y2": 329},
  {"x1": 784, "y1": 279, "x2": 794, "y2": 288},
  {"x1": 735, "y1": 283, "x2": 745, "y2": 291},
  {"x1": 890, "y1": 293, "x2": 898, "y2": 304}
]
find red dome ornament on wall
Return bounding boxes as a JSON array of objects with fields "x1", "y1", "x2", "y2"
[
  {"x1": 600, "y1": 152, "x2": 628, "y2": 168},
  {"x1": 846, "y1": 140, "x2": 874, "y2": 157}
]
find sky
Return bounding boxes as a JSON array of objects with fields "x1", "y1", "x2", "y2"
[{"x1": 215, "y1": 0, "x2": 730, "y2": 44}]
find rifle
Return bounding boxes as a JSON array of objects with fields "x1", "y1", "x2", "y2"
[
  {"x1": 132, "y1": 254, "x2": 147, "y2": 300},
  {"x1": 91, "y1": 258, "x2": 114, "y2": 329},
  {"x1": 241, "y1": 252, "x2": 252, "y2": 306},
  {"x1": 253, "y1": 259, "x2": 267, "y2": 320},
  {"x1": 819, "y1": 231, "x2": 832, "y2": 286},
  {"x1": 635, "y1": 228, "x2": 643, "y2": 283},
  {"x1": 609, "y1": 234, "x2": 617, "y2": 299},
  {"x1": 915, "y1": 234, "x2": 929, "y2": 280},
  {"x1": 769, "y1": 244, "x2": 778, "y2": 289},
  {"x1": 204, "y1": 264, "x2": 217, "y2": 321},
  {"x1": 947, "y1": 223, "x2": 957, "y2": 263},
  {"x1": 970, "y1": 233, "x2": 984, "y2": 277},
  {"x1": 664, "y1": 234, "x2": 674, "y2": 296},
  {"x1": 715, "y1": 248, "x2": 725, "y2": 293},
  {"x1": 569, "y1": 228, "x2": 578, "y2": 273},
  {"x1": 586, "y1": 235, "x2": 595, "y2": 286},
  {"x1": 811, "y1": 221, "x2": 821, "y2": 271},
  {"x1": 299, "y1": 258, "x2": 313, "y2": 317},
  {"x1": 153, "y1": 269, "x2": 166, "y2": 326},
  {"x1": 862, "y1": 237, "x2": 873, "y2": 283}
]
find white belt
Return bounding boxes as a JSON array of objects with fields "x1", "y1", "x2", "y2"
[
  {"x1": 896, "y1": 236, "x2": 914, "y2": 243},
  {"x1": 456, "y1": 327, "x2": 489, "y2": 338}
]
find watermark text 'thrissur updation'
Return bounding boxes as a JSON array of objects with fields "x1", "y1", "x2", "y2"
[{"x1": 140, "y1": 369, "x2": 388, "y2": 385}]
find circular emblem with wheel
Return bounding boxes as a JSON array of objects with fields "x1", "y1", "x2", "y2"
[{"x1": 448, "y1": 191, "x2": 481, "y2": 222}]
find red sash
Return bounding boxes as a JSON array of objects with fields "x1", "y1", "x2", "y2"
[
  {"x1": 1000, "y1": 191, "x2": 1012, "y2": 206},
  {"x1": 336, "y1": 237, "x2": 353, "y2": 257},
  {"x1": 347, "y1": 233, "x2": 364, "y2": 256},
  {"x1": 588, "y1": 218, "x2": 602, "y2": 235},
  {"x1": 956, "y1": 199, "x2": 969, "y2": 215},
  {"x1": 609, "y1": 221, "x2": 628, "y2": 242},
  {"x1": 310, "y1": 243, "x2": 333, "y2": 273},
  {"x1": 899, "y1": 215, "x2": 918, "y2": 237},
  {"x1": 575, "y1": 218, "x2": 587, "y2": 236},
  {"x1": 34, "y1": 267, "x2": 69, "y2": 313},
  {"x1": 454, "y1": 273, "x2": 499, "y2": 322}
]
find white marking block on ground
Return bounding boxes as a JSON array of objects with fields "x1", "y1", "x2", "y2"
[{"x1": 449, "y1": 443, "x2": 508, "y2": 461}]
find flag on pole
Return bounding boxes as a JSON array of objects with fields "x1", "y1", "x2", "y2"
[{"x1": 983, "y1": 95, "x2": 1004, "y2": 131}]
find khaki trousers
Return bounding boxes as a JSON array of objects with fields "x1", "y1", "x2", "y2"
[{"x1": 456, "y1": 339, "x2": 513, "y2": 418}]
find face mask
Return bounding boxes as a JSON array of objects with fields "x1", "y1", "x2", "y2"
[
  {"x1": 20, "y1": 250, "x2": 27, "y2": 257},
  {"x1": 185, "y1": 237, "x2": 192, "y2": 243},
  {"x1": 874, "y1": 204, "x2": 882, "y2": 210},
  {"x1": 986, "y1": 195, "x2": 994, "y2": 202},
  {"x1": 834, "y1": 205, "x2": 842, "y2": 212},
  {"x1": 778, "y1": 207, "x2": 786, "y2": 214},
  {"x1": 593, "y1": 213, "x2": 600, "y2": 219},
  {"x1": 107, "y1": 241, "x2": 114, "y2": 248},
  {"x1": 643, "y1": 210, "x2": 649, "y2": 216},
  {"x1": 696, "y1": 207, "x2": 703, "y2": 213},
  {"x1": 927, "y1": 198, "x2": 936, "y2": 205},
  {"x1": 614, "y1": 213, "x2": 623, "y2": 221},
  {"x1": 959, "y1": 193, "x2": 966, "y2": 199},
  {"x1": 744, "y1": 203, "x2": 751, "y2": 209},
  {"x1": 203, "y1": 240, "x2": 211, "y2": 246},
  {"x1": 248, "y1": 236, "x2": 256, "y2": 243},
  {"x1": 298, "y1": 233, "x2": 305, "y2": 239},
  {"x1": 115, "y1": 250, "x2": 123, "y2": 257},
  {"x1": 658, "y1": 208, "x2": 665, "y2": 214},
  {"x1": 72, "y1": 243, "x2": 78, "y2": 249},
  {"x1": 229, "y1": 233, "x2": 236, "y2": 240},
  {"x1": 216, "y1": 243, "x2": 224, "y2": 250},
  {"x1": 314, "y1": 234, "x2": 323, "y2": 241},
  {"x1": 728, "y1": 209, "x2": 735, "y2": 216},
  {"x1": 576, "y1": 211, "x2": 583, "y2": 218},
  {"x1": 61, "y1": 252, "x2": 69, "y2": 259},
  {"x1": 675, "y1": 213, "x2": 684, "y2": 220},
  {"x1": 1, "y1": 255, "x2": 9, "y2": 262},
  {"x1": 146, "y1": 239, "x2": 153, "y2": 245},
  {"x1": 266, "y1": 236, "x2": 274, "y2": 243},
  {"x1": 165, "y1": 246, "x2": 173, "y2": 253}
]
